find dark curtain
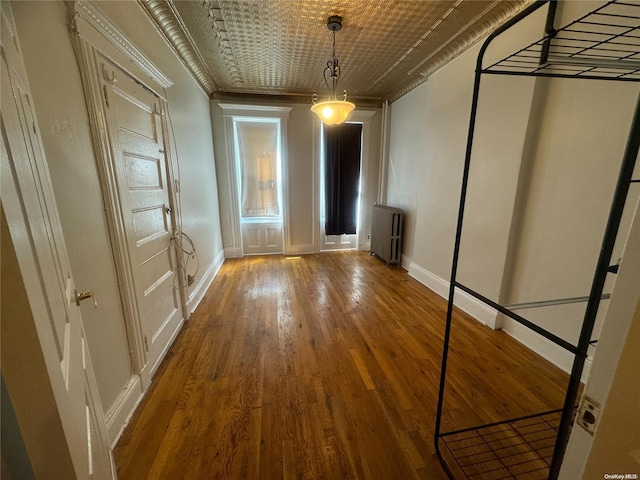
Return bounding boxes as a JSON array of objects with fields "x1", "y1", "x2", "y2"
[{"x1": 323, "y1": 123, "x2": 363, "y2": 235}]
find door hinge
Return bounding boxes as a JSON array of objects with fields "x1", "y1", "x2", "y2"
[
  {"x1": 102, "y1": 85, "x2": 110, "y2": 108},
  {"x1": 144, "y1": 336, "x2": 149, "y2": 352},
  {"x1": 32, "y1": 123, "x2": 37, "y2": 135}
]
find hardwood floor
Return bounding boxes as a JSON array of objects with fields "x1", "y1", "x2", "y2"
[{"x1": 113, "y1": 251, "x2": 569, "y2": 479}]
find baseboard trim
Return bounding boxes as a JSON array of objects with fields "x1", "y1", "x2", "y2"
[
  {"x1": 150, "y1": 316, "x2": 185, "y2": 377},
  {"x1": 403, "y1": 257, "x2": 593, "y2": 376},
  {"x1": 401, "y1": 254, "x2": 412, "y2": 271},
  {"x1": 408, "y1": 262, "x2": 448, "y2": 297},
  {"x1": 358, "y1": 240, "x2": 371, "y2": 251},
  {"x1": 407, "y1": 262, "x2": 498, "y2": 329},
  {"x1": 405, "y1": 262, "x2": 593, "y2": 379},
  {"x1": 105, "y1": 375, "x2": 144, "y2": 448},
  {"x1": 286, "y1": 244, "x2": 318, "y2": 255},
  {"x1": 224, "y1": 246, "x2": 242, "y2": 258},
  {"x1": 502, "y1": 318, "x2": 592, "y2": 381},
  {"x1": 188, "y1": 249, "x2": 224, "y2": 315}
]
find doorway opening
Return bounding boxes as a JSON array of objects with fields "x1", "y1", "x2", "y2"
[{"x1": 320, "y1": 122, "x2": 364, "y2": 251}]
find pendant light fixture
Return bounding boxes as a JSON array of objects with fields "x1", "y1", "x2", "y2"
[{"x1": 311, "y1": 16, "x2": 355, "y2": 125}]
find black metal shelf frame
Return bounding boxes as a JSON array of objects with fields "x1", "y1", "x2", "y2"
[{"x1": 434, "y1": 1, "x2": 640, "y2": 479}]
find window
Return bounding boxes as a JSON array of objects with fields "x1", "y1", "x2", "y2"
[
  {"x1": 219, "y1": 104, "x2": 292, "y2": 257},
  {"x1": 322, "y1": 123, "x2": 363, "y2": 235},
  {"x1": 233, "y1": 119, "x2": 282, "y2": 219}
]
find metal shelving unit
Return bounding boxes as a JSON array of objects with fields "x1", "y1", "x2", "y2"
[{"x1": 434, "y1": 1, "x2": 640, "y2": 478}]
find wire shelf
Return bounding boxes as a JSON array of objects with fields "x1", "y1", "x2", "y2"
[
  {"x1": 435, "y1": 1, "x2": 640, "y2": 478},
  {"x1": 485, "y1": 1, "x2": 640, "y2": 81},
  {"x1": 439, "y1": 410, "x2": 566, "y2": 480}
]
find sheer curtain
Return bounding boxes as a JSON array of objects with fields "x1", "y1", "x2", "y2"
[
  {"x1": 323, "y1": 123, "x2": 363, "y2": 235},
  {"x1": 235, "y1": 121, "x2": 279, "y2": 217}
]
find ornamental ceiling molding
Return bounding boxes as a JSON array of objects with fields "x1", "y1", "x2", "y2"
[
  {"x1": 138, "y1": 0, "x2": 216, "y2": 95},
  {"x1": 387, "y1": 0, "x2": 536, "y2": 103},
  {"x1": 202, "y1": 1, "x2": 242, "y2": 87},
  {"x1": 210, "y1": 91, "x2": 382, "y2": 110},
  {"x1": 68, "y1": 0, "x2": 173, "y2": 89}
]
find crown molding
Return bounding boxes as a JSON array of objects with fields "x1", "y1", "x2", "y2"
[
  {"x1": 387, "y1": 0, "x2": 536, "y2": 103},
  {"x1": 68, "y1": 0, "x2": 173, "y2": 89},
  {"x1": 217, "y1": 103, "x2": 293, "y2": 119},
  {"x1": 211, "y1": 90, "x2": 382, "y2": 109},
  {"x1": 137, "y1": 0, "x2": 216, "y2": 95}
]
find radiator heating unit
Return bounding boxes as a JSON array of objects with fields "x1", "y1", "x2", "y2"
[{"x1": 371, "y1": 205, "x2": 403, "y2": 266}]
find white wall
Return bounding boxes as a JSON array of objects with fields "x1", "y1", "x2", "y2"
[
  {"x1": 386, "y1": 86, "x2": 427, "y2": 267},
  {"x1": 211, "y1": 101, "x2": 382, "y2": 255},
  {"x1": 499, "y1": 77, "x2": 639, "y2": 369},
  {"x1": 12, "y1": 0, "x2": 223, "y2": 438},
  {"x1": 387, "y1": 7, "x2": 544, "y2": 326},
  {"x1": 288, "y1": 105, "x2": 320, "y2": 251},
  {"x1": 386, "y1": 0, "x2": 640, "y2": 373}
]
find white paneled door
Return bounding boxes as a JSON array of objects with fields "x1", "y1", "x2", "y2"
[
  {"x1": 1, "y1": 3, "x2": 114, "y2": 477},
  {"x1": 100, "y1": 58, "x2": 183, "y2": 376}
]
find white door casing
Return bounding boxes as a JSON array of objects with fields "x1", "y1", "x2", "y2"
[
  {"x1": 69, "y1": 1, "x2": 183, "y2": 387},
  {"x1": 236, "y1": 119, "x2": 284, "y2": 256},
  {"x1": 315, "y1": 110, "x2": 376, "y2": 253},
  {"x1": 101, "y1": 59, "x2": 184, "y2": 376},
  {"x1": 1, "y1": 2, "x2": 114, "y2": 477},
  {"x1": 320, "y1": 123, "x2": 360, "y2": 251},
  {"x1": 218, "y1": 103, "x2": 292, "y2": 257}
]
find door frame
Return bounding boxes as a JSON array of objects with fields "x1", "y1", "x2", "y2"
[
  {"x1": 314, "y1": 109, "x2": 376, "y2": 252},
  {"x1": 68, "y1": 0, "x2": 180, "y2": 390},
  {"x1": 1, "y1": 2, "x2": 114, "y2": 476},
  {"x1": 218, "y1": 103, "x2": 293, "y2": 257}
]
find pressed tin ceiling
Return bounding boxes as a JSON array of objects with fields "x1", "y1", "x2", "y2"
[{"x1": 140, "y1": 0, "x2": 535, "y2": 106}]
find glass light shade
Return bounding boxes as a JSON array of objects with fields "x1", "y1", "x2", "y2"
[{"x1": 311, "y1": 100, "x2": 355, "y2": 125}]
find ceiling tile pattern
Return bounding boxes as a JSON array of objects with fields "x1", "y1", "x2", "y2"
[{"x1": 152, "y1": 0, "x2": 535, "y2": 104}]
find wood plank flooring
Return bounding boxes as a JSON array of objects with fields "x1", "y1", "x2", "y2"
[{"x1": 114, "y1": 251, "x2": 569, "y2": 480}]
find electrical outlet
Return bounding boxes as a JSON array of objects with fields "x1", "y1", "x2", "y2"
[
  {"x1": 187, "y1": 274, "x2": 194, "y2": 286},
  {"x1": 577, "y1": 395, "x2": 600, "y2": 435}
]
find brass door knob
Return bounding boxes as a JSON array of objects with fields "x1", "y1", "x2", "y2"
[{"x1": 75, "y1": 290, "x2": 98, "y2": 308}]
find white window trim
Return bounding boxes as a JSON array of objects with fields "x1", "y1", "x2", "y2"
[
  {"x1": 313, "y1": 109, "x2": 377, "y2": 252},
  {"x1": 219, "y1": 104, "x2": 292, "y2": 257}
]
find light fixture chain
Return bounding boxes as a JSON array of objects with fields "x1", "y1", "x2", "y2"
[
  {"x1": 333, "y1": 28, "x2": 336, "y2": 65},
  {"x1": 331, "y1": 28, "x2": 339, "y2": 100}
]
